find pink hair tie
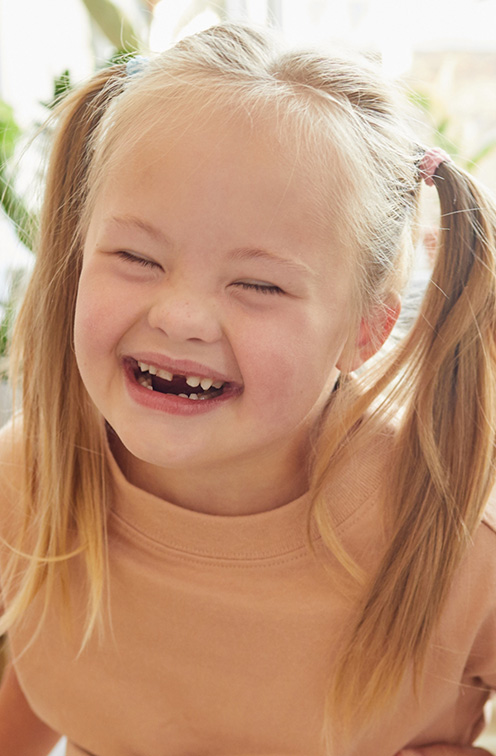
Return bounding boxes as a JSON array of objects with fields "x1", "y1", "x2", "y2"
[{"x1": 419, "y1": 147, "x2": 451, "y2": 187}]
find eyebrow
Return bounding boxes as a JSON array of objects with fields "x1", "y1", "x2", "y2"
[
  {"x1": 106, "y1": 215, "x2": 314, "y2": 277},
  {"x1": 106, "y1": 215, "x2": 172, "y2": 245},
  {"x1": 227, "y1": 247, "x2": 314, "y2": 278}
]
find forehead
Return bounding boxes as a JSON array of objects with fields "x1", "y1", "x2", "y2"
[{"x1": 89, "y1": 102, "x2": 346, "y2": 256}]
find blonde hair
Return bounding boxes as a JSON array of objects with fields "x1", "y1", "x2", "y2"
[{"x1": 4, "y1": 22, "x2": 496, "y2": 741}]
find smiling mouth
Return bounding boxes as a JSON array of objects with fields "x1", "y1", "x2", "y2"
[{"x1": 131, "y1": 359, "x2": 228, "y2": 401}]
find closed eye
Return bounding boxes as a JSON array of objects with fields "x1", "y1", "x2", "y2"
[
  {"x1": 116, "y1": 250, "x2": 161, "y2": 269},
  {"x1": 234, "y1": 281, "x2": 284, "y2": 295}
]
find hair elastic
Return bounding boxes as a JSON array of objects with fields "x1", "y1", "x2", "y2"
[
  {"x1": 126, "y1": 55, "x2": 149, "y2": 77},
  {"x1": 418, "y1": 147, "x2": 451, "y2": 187}
]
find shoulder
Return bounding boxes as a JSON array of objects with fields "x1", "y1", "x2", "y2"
[{"x1": 321, "y1": 419, "x2": 395, "y2": 537}]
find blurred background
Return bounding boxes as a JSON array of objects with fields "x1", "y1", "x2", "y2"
[{"x1": 0, "y1": 2, "x2": 496, "y2": 752}]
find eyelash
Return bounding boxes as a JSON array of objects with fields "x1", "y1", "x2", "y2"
[
  {"x1": 116, "y1": 250, "x2": 159, "y2": 269},
  {"x1": 116, "y1": 252, "x2": 284, "y2": 295},
  {"x1": 235, "y1": 282, "x2": 284, "y2": 295}
]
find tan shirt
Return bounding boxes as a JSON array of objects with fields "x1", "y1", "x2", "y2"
[{"x1": 1, "y1": 423, "x2": 496, "y2": 756}]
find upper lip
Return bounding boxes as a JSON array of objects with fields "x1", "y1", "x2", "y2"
[{"x1": 125, "y1": 353, "x2": 242, "y2": 386}]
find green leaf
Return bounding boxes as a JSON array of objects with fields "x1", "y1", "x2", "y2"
[
  {"x1": 107, "y1": 49, "x2": 136, "y2": 66},
  {"x1": 0, "y1": 268, "x2": 29, "y2": 372},
  {"x1": 0, "y1": 171, "x2": 36, "y2": 251},
  {"x1": 53, "y1": 69, "x2": 72, "y2": 105},
  {"x1": 436, "y1": 117, "x2": 450, "y2": 136},
  {"x1": 41, "y1": 69, "x2": 73, "y2": 110},
  {"x1": 464, "y1": 138, "x2": 496, "y2": 172},
  {"x1": 408, "y1": 89, "x2": 432, "y2": 113},
  {"x1": 0, "y1": 100, "x2": 21, "y2": 162},
  {"x1": 81, "y1": 0, "x2": 142, "y2": 52}
]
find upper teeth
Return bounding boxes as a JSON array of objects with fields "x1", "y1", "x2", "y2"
[
  {"x1": 138, "y1": 361, "x2": 173, "y2": 381},
  {"x1": 137, "y1": 361, "x2": 224, "y2": 389}
]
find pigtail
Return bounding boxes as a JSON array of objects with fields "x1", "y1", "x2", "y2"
[
  {"x1": 2, "y1": 64, "x2": 128, "y2": 642},
  {"x1": 325, "y1": 162, "x2": 496, "y2": 730}
]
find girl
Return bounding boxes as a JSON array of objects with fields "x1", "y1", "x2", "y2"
[{"x1": 0, "y1": 22, "x2": 496, "y2": 756}]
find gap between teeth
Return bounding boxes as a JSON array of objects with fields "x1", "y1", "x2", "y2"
[
  {"x1": 137, "y1": 361, "x2": 224, "y2": 391},
  {"x1": 137, "y1": 377, "x2": 210, "y2": 399}
]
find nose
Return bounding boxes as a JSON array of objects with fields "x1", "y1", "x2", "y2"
[{"x1": 147, "y1": 280, "x2": 223, "y2": 344}]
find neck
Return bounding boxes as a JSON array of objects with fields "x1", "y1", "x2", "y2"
[{"x1": 110, "y1": 435, "x2": 310, "y2": 516}]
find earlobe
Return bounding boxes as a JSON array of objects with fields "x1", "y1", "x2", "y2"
[{"x1": 337, "y1": 296, "x2": 401, "y2": 373}]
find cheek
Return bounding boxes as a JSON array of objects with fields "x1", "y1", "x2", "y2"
[
  {"x1": 74, "y1": 270, "x2": 121, "y2": 364},
  {"x1": 74, "y1": 281, "x2": 100, "y2": 357},
  {"x1": 74, "y1": 290, "x2": 96, "y2": 345},
  {"x1": 235, "y1": 309, "x2": 345, "y2": 403},
  {"x1": 74, "y1": 264, "x2": 135, "y2": 345}
]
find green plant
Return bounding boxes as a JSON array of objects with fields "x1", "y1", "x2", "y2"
[
  {"x1": 81, "y1": 0, "x2": 142, "y2": 51},
  {"x1": 0, "y1": 100, "x2": 35, "y2": 249},
  {"x1": 409, "y1": 88, "x2": 496, "y2": 173}
]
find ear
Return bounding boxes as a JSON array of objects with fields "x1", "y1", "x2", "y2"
[{"x1": 337, "y1": 295, "x2": 401, "y2": 373}]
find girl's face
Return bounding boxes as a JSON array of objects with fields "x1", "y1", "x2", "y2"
[{"x1": 74, "y1": 108, "x2": 364, "y2": 509}]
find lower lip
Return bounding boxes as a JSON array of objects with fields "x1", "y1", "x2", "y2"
[{"x1": 123, "y1": 362, "x2": 242, "y2": 416}]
